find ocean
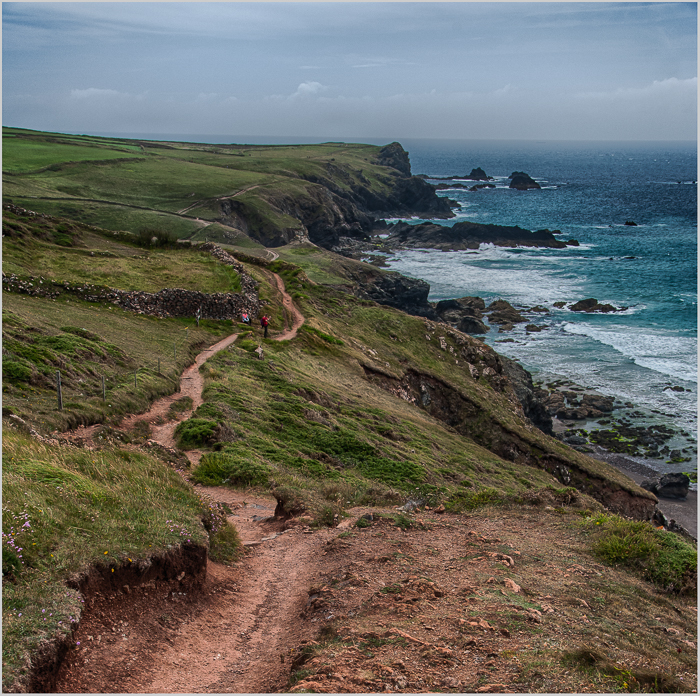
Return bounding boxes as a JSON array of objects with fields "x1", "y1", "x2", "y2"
[{"x1": 381, "y1": 139, "x2": 698, "y2": 476}]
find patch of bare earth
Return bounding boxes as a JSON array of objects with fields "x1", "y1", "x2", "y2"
[
  {"x1": 285, "y1": 508, "x2": 697, "y2": 694},
  {"x1": 56, "y1": 488, "x2": 342, "y2": 693}
]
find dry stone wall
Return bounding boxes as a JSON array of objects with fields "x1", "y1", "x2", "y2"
[{"x1": 2, "y1": 244, "x2": 260, "y2": 321}]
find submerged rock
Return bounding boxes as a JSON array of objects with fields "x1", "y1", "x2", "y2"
[{"x1": 509, "y1": 172, "x2": 541, "y2": 190}]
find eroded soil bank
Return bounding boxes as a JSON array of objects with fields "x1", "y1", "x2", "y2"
[{"x1": 55, "y1": 495, "x2": 697, "y2": 694}]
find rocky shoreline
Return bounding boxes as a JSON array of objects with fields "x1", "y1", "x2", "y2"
[{"x1": 345, "y1": 265, "x2": 697, "y2": 533}]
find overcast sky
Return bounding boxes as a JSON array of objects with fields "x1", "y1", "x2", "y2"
[{"x1": 2, "y1": 2, "x2": 697, "y2": 142}]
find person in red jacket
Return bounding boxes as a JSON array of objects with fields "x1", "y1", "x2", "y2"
[{"x1": 260, "y1": 314, "x2": 269, "y2": 338}]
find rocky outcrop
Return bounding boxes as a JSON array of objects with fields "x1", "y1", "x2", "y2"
[
  {"x1": 382, "y1": 220, "x2": 575, "y2": 251},
  {"x1": 348, "y1": 268, "x2": 436, "y2": 319},
  {"x1": 569, "y1": 298, "x2": 628, "y2": 313},
  {"x1": 427, "y1": 167, "x2": 494, "y2": 181},
  {"x1": 641, "y1": 473, "x2": 691, "y2": 500},
  {"x1": 434, "y1": 297, "x2": 488, "y2": 334},
  {"x1": 544, "y1": 389, "x2": 615, "y2": 421},
  {"x1": 376, "y1": 142, "x2": 412, "y2": 177},
  {"x1": 499, "y1": 357, "x2": 553, "y2": 435},
  {"x1": 457, "y1": 316, "x2": 489, "y2": 334},
  {"x1": 465, "y1": 167, "x2": 492, "y2": 181},
  {"x1": 485, "y1": 299, "x2": 527, "y2": 325},
  {"x1": 509, "y1": 172, "x2": 541, "y2": 190}
]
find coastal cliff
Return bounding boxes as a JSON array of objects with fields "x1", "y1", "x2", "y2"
[
  {"x1": 4, "y1": 133, "x2": 694, "y2": 694},
  {"x1": 230, "y1": 142, "x2": 455, "y2": 249}
]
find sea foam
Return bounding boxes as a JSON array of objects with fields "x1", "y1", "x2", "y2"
[{"x1": 562, "y1": 322, "x2": 697, "y2": 383}]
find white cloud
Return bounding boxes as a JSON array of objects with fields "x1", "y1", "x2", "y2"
[
  {"x1": 290, "y1": 81, "x2": 327, "y2": 99},
  {"x1": 491, "y1": 84, "x2": 512, "y2": 97},
  {"x1": 70, "y1": 88, "x2": 123, "y2": 100},
  {"x1": 575, "y1": 76, "x2": 697, "y2": 101}
]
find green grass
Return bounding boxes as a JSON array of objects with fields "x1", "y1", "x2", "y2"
[
  {"x1": 1, "y1": 429, "x2": 214, "y2": 691},
  {"x1": 3, "y1": 210, "x2": 242, "y2": 293},
  {"x1": 584, "y1": 513, "x2": 697, "y2": 594},
  {"x1": 2, "y1": 136, "x2": 145, "y2": 173},
  {"x1": 2, "y1": 295, "x2": 231, "y2": 433},
  {"x1": 3, "y1": 128, "x2": 391, "y2": 243},
  {"x1": 3, "y1": 132, "x2": 683, "y2": 689}
]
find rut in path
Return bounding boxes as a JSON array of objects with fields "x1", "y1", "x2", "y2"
[{"x1": 57, "y1": 270, "x2": 323, "y2": 693}]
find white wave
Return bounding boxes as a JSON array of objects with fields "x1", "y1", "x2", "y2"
[
  {"x1": 382, "y1": 216, "x2": 423, "y2": 223},
  {"x1": 562, "y1": 323, "x2": 697, "y2": 383},
  {"x1": 386, "y1": 249, "x2": 583, "y2": 304}
]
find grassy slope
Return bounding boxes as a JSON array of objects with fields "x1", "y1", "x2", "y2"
[
  {"x1": 2, "y1": 135, "x2": 694, "y2": 691},
  {"x1": 2, "y1": 128, "x2": 391, "y2": 241}
]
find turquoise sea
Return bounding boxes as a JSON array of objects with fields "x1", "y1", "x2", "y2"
[{"x1": 382, "y1": 139, "x2": 697, "y2": 476}]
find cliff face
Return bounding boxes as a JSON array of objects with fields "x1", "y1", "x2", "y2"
[
  {"x1": 362, "y1": 364, "x2": 656, "y2": 520},
  {"x1": 216, "y1": 142, "x2": 453, "y2": 250},
  {"x1": 347, "y1": 266, "x2": 437, "y2": 319}
]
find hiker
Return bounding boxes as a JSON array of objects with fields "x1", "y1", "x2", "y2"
[
  {"x1": 241, "y1": 311, "x2": 250, "y2": 325},
  {"x1": 260, "y1": 314, "x2": 269, "y2": 338}
]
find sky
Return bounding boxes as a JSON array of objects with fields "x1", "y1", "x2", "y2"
[{"x1": 2, "y1": 2, "x2": 697, "y2": 142}]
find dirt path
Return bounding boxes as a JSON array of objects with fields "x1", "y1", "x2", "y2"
[
  {"x1": 139, "y1": 489, "x2": 332, "y2": 694},
  {"x1": 56, "y1": 276, "x2": 322, "y2": 693},
  {"x1": 272, "y1": 271, "x2": 304, "y2": 340}
]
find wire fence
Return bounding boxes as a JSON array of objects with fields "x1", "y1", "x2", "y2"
[{"x1": 52, "y1": 326, "x2": 197, "y2": 411}]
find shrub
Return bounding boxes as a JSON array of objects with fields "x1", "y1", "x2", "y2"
[
  {"x1": 445, "y1": 487, "x2": 504, "y2": 512},
  {"x1": 192, "y1": 452, "x2": 269, "y2": 488},
  {"x1": 175, "y1": 417, "x2": 219, "y2": 449},
  {"x1": 136, "y1": 227, "x2": 178, "y2": 248},
  {"x1": 209, "y1": 522, "x2": 242, "y2": 565},
  {"x1": 394, "y1": 513, "x2": 413, "y2": 530},
  {"x1": 3, "y1": 360, "x2": 32, "y2": 384}
]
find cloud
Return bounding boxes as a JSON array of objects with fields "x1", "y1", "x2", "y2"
[
  {"x1": 70, "y1": 88, "x2": 124, "y2": 100},
  {"x1": 290, "y1": 81, "x2": 327, "y2": 99},
  {"x1": 575, "y1": 76, "x2": 697, "y2": 101},
  {"x1": 491, "y1": 84, "x2": 512, "y2": 97}
]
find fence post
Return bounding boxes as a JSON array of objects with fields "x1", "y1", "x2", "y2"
[
  {"x1": 56, "y1": 370, "x2": 63, "y2": 411},
  {"x1": 102, "y1": 375, "x2": 106, "y2": 401}
]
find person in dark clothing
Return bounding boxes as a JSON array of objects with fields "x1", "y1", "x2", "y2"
[{"x1": 261, "y1": 315, "x2": 269, "y2": 338}]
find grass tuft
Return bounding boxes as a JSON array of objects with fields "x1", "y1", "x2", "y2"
[{"x1": 585, "y1": 513, "x2": 697, "y2": 594}]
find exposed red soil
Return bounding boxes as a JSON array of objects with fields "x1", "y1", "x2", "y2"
[{"x1": 272, "y1": 271, "x2": 305, "y2": 341}]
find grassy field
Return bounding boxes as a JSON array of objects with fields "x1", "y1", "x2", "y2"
[
  {"x1": 2, "y1": 131, "x2": 145, "y2": 172},
  {"x1": 2, "y1": 128, "x2": 392, "y2": 242},
  {"x1": 3, "y1": 210, "x2": 242, "y2": 294}
]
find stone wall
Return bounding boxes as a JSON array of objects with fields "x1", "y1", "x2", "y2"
[{"x1": 2, "y1": 244, "x2": 260, "y2": 321}]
